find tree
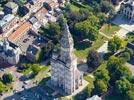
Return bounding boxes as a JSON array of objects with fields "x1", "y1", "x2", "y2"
[
  {"x1": 0, "y1": 81, "x2": 4, "y2": 93},
  {"x1": 125, "y1": 48, "x2": 134, "y2": 57},
  {"x1": 100, "y1": 1, "x2": 114, "y2": 13},
  {"x1": 117, "y1": 65, "x2": 132, "y2": 80},
  {"x1": 119, "y1": 52, "x2": 131, "y2": 63},
  {"x1": 79, "y1": 8, "x2": 92, "y2": 20},
  {"x1": 115, "y1": 77, "x2": 131, "y2": 94},
  {"x1": 74, "y1": 19, "x2": 99, "y2": 41},
  {"x1": 108, "y1": 36, "x2": 125, "y2": 53},
  {"x1": 17, "y1": 6, "x2": 29, "y2": 17},
  {"x1": 94, "y1": 80, "x2": 108, "y2": 95},
  {"x1": 107, "y1": 56, "x2": 132, "y2": 85},
  {"x1": 94, "y1": 67, "x2": 110, "y2": 83},
  {"x1": 40, "y1": 22, "x2": 61, "y2": 44},
  {"x1": 2, "y1": 73, "x2": 13, "y2": 84},
  {"x1": 87, "y1": 15, "x2": 100, "y2": 29},
  {"x1": 126, "y1": 89, "x2": 134, "y2": 100},
  {"x1": 107, "y1": 56, "x2": 122, "y2": 73},
  {"x1": 87, "y1": 50, "x2": 102, "y2": 68},
  {"x1": 18, "y1": 0, "x2": 26, "y2": 6},
  {"x1": 31, "y1": 64, "x2": 41, "y2": 75},
  {"x1": 97, "y1": 13, "x2": 107, "y2": 26}
]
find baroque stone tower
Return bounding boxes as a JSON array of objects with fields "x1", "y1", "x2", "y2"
[{"x1": 51, "y1": 20, "x2": 83, "y2": 95}]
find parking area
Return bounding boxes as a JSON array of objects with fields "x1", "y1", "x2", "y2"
[{"x1": 15, "y1": 31, "x2": 38, "y2": 54}]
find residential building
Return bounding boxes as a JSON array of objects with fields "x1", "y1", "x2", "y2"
[
  {"x1": 26, "y1": 34, "x2": 52, "y2": 62},
  {"x1": 34, "y1": 7, "x2": 48, "y2": 26},
  {"x1": 51, "y1": 22, "x2": 83, "y2": 95},
  {"x1": 0, "y1": 14, "x2": 19, "y2": 36},
  {"x1": 120, "y1": 0, "x2": 134, "y2": 21},
  {"x1": 8, "y1": 22, "x2": 32, "y2": 43},
  {"x1": 29, "y1": 16, "x2": 42, "y2": 31},
  {"x1": 26, "y1": 44, "x2": 40, "y2": 62},
  {"x1": 25, "y1": 0, "x2": 45, "y2": 14},
  {"x1": 44, "y1": 0, "x2": 59, "y2": 11},
  {"x1": 0, "y1": 39, "x2": 21, "y2": 65},
  {"x1": 4, "y1": 2, "x2": 18, "y2": 14}
]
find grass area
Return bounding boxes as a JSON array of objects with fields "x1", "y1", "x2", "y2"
[
  {"x1": 100, "y1": 24, "x2": 120, "y2": 37},
  {"x1": 33, "y1": 66, "x2": 49, "y2": 82},
  {"x1": 74, "y1": 34, "x2": 108, "y2": 59},
  {"x1": 84, "y1": 75, "x2": 94, "y2": 83},
  {"x1": 22, "y1": 68, "x2": 32, "y2": 75},
  {"x1": 70, "y1": 4, "x2": 80, "y2": 12}
]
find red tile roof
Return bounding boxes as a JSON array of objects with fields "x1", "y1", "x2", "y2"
[{"x1": 8, "y1": 22, "x2": 32, "y2": 42}]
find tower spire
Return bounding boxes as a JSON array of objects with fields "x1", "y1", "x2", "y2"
[
  {"x1": 59, "y1": 17, "x2": 76, "y2": 66},
  {"x1": 60, "y1": 17, "x2": 74, "y2": 50}
]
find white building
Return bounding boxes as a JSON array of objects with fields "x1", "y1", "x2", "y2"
[
  {"x1": 120, "y1": 0, "x2": 134, "y2": 21},
  {"x1": 0, "y1": 14, "x2": 19, "y2": 36},
  {"x1": 0, "y1": 39, "x2": 21, "y2": 65},
  {"x1": 51, "y1": 22, "x2": 83, "y2": 95},
  {"x1": 87, "y1": 95, "x2": 102, "y2": 100}
]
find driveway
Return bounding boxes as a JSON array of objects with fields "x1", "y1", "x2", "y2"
[
  {"x1": 97, "y1": 41, "x2": 108, "y2": 57},
  {"x1": 116, "y1": 28, "x2": 129, "y2": 38}
]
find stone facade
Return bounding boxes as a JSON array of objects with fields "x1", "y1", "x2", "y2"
[
  {"x1": 0, "y1": 39, "x2": 21, "y2": 65},
  {"x1": 120, "y1": 0, "x2": 134, "y2": 20},
  {"x1": 51, "y1": 22, "x2": 83, "y2": 95}
]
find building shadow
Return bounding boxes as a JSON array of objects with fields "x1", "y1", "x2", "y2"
[
  {"x1": 112, "y1": 14, "x2": 133, "y2": 26},
  {"x1": 3, "y1": 85, "x2": 53, "y2": 100}
]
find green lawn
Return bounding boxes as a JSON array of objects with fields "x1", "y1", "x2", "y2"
[
  {"x1": 100, "y1": 24, "x2": 120, "y2": 37},
  {"x1": 74, "y1": 35, "x2": 108, "y2": 59},
  {"x1": 84, "y1": 75, "x2": 94, "y2": 83},
  {"x1": 22, "y1": 68, "x2": 32, "y2": 75},
  {"x1": 33, "y1": 66, "x2": 49, "y2": 82}
]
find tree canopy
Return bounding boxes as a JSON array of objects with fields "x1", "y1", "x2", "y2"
[
  {"x1": 87, "y1": 50, "x2": 102, "y2": 68},
  {"x1": 74, "y1": 19, "x2": 99, "y2": 41},
  {"x1": 115, "y1": 77, "x2": 131, "y2": 94},
  {"x1": 2, "y1": 73, "x2": 13, "y2": 84},
  {"x1": 108, "y1": 36, "x2": 125, "y2": 53}
]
